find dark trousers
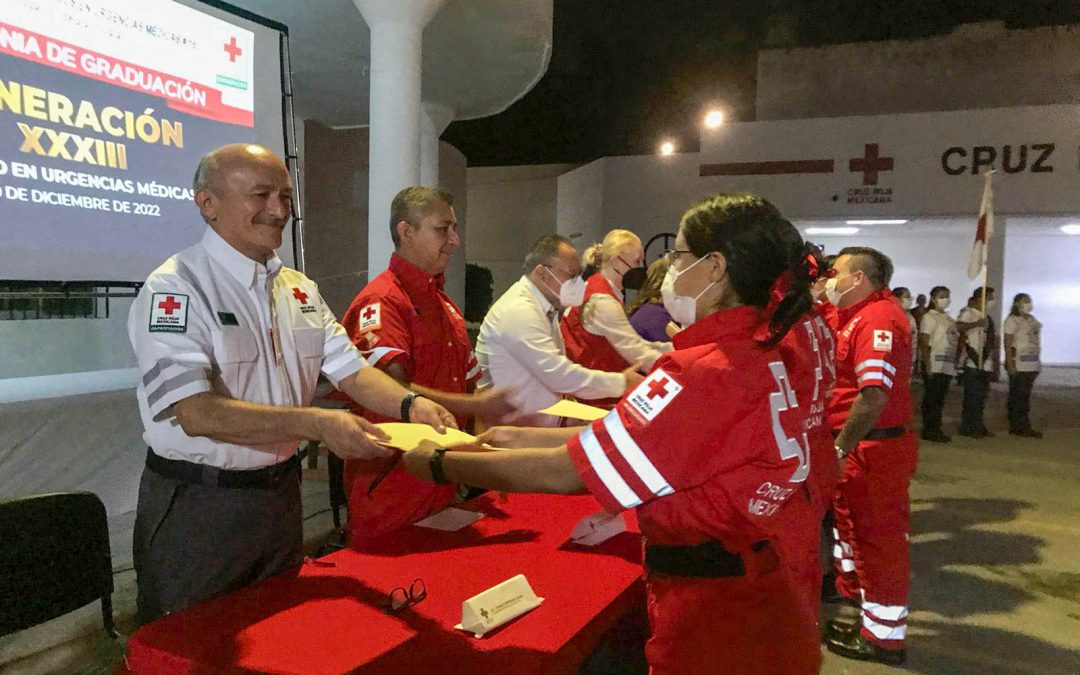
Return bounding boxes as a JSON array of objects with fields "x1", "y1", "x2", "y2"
[
  {"x1": 1008, "y1": 371, "x2": 1038, "y2": 432},
  {"x1": 921, "y1": 373, "x2": 951, "y2": 433},
  {"x1": 133, "y1": 464, "x2": 303, "y2": 625},
  {"x1": 960, "y1": 368, "x2": 991, "y2": 434}
]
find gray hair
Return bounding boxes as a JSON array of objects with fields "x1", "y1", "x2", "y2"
[
  {"x1": 524, "y1": 234, "x2": 571, "y2": 273},
  {"x1": 390, "y1": 186, "x2": 454, "y2": 247}
]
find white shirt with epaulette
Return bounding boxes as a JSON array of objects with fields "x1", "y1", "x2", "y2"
[{"x1": 128, "y1": 227, "x2": 367, "y2": 469}]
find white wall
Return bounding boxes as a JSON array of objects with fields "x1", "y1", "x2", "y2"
[
  {"x1": 1002, "y1": 228, "x2": 1080, "y2": 365},
  {"x1": 468, "y1": 163, "x2": 577, "y2": 296}
]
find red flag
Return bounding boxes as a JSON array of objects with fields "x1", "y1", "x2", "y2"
[{"x1": 967, "y1": 171, "x2": 994, "y2": 279}]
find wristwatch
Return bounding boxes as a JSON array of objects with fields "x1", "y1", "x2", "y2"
[
  {"x1": 430, "y1": 448, "x2": 451, "y2": 484},
  {"x1": 400, "y1": 392, "x2": 424, "y2": 423}
]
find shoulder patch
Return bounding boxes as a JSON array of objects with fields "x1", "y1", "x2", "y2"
[
  {"x1": 622, "y1": 368, "x2": 684, "y2": 425},
  {"x1": 358, "y1": 302, "x2": 382, "y2": 332},
  {"x1": 872, "y1": 329, "x2": 893, "y2": 352},
  {"x1": 149, "y1": 293, "x2": 189, "y2": 333}
]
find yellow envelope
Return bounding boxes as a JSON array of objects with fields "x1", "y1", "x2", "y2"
[
  {"x1": 374, "y1": 423, "x2": 476, "y2": 451},
  {"x1": 536, "y1": 399, "x2": 609, "y2": 422}
]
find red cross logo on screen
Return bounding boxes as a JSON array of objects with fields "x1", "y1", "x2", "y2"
[
  {"x1": 157, "y1": 296, "x2": 181, "y2": 315},
  {"x1": 362, "y1": 306, "x2": 377, "y2": 320},
  {"x1": 292, "y1": 287, "x2": 308, "y2": 303},
  {"x1": 224, "y1": 36, "x2": 242, "y2": 62},
  {"x1": 647, "y1": 377, "x2": 670, "y2": 400},
  {"x1": 849, "y1": 143, "x2": 894, "y2": 185}
]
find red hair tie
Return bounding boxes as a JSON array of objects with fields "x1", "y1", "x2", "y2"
[
  {"x1": 755, "y1": 271, "x2": 792, "y2": 342},
  {"x1": 805, "y1": 252, "x2": 819, "y2": 281}
]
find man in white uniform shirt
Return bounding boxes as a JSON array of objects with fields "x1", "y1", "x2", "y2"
[
  {"x1": 918, "y1": 286, "x2": 958, "y2": 442},
  {"x1": 956, "y1": 287, "x2": 998, "y2": 438},
  {"x1": 128, "y1": 144, "x2": 455, "y2": 624},
  {"x1": 475, "y1": 235, "x2": 644, "y2": 427},
  {"x1": 1003, "y1": 292, "x2": 1043, "y2": 438}
]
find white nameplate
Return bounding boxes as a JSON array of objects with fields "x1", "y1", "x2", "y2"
[
  {"x1": 413, "y1": 507, "x2": 484, "y2": 532},
  {"x1": 455, "y1": 574, "x2": 544, "y2": 638},
  {"x1": 570, "y1": 511, "x2": 627, "y2": 547}
]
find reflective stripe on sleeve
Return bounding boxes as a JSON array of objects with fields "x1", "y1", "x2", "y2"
[
  {"x1": 856, "y1": 359, "x2": 897, "y2": 375},
  {"x1": 365, "y1": 346, "x2": 406, "y2": 367},
  {"x1": 578, "y1": 426, "x2": 643, "y2": 509},
  {"x1": 601, "y1": 410, "x2": 674, "y2": 498}
]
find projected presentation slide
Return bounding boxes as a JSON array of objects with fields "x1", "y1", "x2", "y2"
[{"x1": 0, "y1": 0, "x2": 258, "y2": 281}]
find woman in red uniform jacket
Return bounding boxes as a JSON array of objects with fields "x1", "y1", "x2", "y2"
[{"x1": 404, "y1": 194, "x2": 821, "y2": 674}]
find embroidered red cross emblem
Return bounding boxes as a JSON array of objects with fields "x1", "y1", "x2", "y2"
[
  {"x1": 647, "y1": 377, "x2": 670, "y2": 400},
  {"x1": 292, "y1": 287, "x2": 308, "y2": 303},
  {"x1": 362, "y1": 306, "x2": 377, "y2": 320},
  {"x1": 224, "y1": 36, "x2": 242, "y2": 62},
  {"x1": 876, "y1": 330, "x2": 889, "y2": 342},
  {"x1": 157, "y1": 296, "x2": 181, "y2": 314},
  {"x1": 849, "y1": 143, "x2": 894, "y2": 185}
]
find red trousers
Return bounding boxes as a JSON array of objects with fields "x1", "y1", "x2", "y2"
[
  {"x1": 645, "y1": 545, "x2": 820, "y2": 675},
  {"x1": 832, "y1": 432, "x2": 919, "y2": 650}
]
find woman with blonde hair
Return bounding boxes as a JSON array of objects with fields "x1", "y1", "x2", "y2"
[{"x1": 561, "y1": 230, "x2": 672, "y2": 399}]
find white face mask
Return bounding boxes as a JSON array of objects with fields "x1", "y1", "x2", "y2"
[
  {"x1": 824, "y1": 274, "x2": 856, "y2": 307},
  {"x1": 661, "y1": 255, "x2": 716, "y2": 327},
  {"x1": 544, "y1": 266, "x2": 587, "y2": 307},
  {"x1": 900, "y1": 296, "x2": 913, "y2": 310},
  {"x1": 1019, "y1": 301, "x2": 1033, "y2": 314},
  {"x1": 934, "y1": 297, "x2": 951, "y2": 311}
]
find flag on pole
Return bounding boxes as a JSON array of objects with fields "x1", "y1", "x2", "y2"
[{"x1": 967, "y1": 171, "x2": 994, "y2": 279}]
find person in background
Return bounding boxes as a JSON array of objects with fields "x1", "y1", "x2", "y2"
[
  {"x1": 911, "y1": 293, "x2": 929, "y2": 331},
  {"x1": 811, "y1": 254, "x2": 839, "y2": 333},
  {"x1": 892, "y1": 287, "x2": 918, "y2": 374},
  {"x1": 580, "y1": 242, "x2": 600, "y2": 281},
  {"x1": 475, "y1": 234, "x2": 643, "y2": 427},
  {"x1": 919, "y1": 286, "x2": 958, "y2": 443},
  {"x1": 956, "y1": 287, "x2": 998, "y2": 438},
  {"x1": 561, "y1": 230, "x2": 672, "y2": 405},
  {"x1": 404, "y1": 193, "x2": 822, "y2": 674},
  {"x1": 1003, "y1": 293, "x2": 1043, "y2": 438},
  {"x1": 628, "y1": 257, "x2": 676, "y2": 342}
]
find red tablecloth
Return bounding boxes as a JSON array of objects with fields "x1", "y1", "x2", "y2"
[{"x1": 123, "y1": 493, "x2": 644, "y2": 675}]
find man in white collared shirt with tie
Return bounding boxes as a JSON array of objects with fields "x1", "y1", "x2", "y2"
[{"x1": 475, "y1": 235, "x2": 643, "y2": 427}]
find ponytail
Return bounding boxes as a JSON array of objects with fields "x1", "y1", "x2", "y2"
[{"x1": 757, "y1": 242, "x2": 818, "y2": 347}]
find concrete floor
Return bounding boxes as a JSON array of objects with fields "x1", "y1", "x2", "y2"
[{"x1": 2, "y1": 372, "x2": 1079, "y2": 674}]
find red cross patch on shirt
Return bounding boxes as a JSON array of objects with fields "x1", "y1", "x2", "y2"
[
  {"x1": 873, "y1": 329, "x2": 893, "y2": 352},
  {"x1": 359, "y1": 303, "x2": 382, "y2": 332},
  {"x1": 622, "y1": 369, "x2": 683, "y2": 425}
]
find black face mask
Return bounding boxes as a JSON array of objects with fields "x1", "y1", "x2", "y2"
[{"x1": 621, "y1": 265, "x2": 647, "y2": 291}]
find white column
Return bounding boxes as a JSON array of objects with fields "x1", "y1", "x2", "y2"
[
  {"x1": 354, "y1": 0, "x2": 447, "y2": 278},
  {"x1": 420, "y1": 101, "x2": 455, "y2": 187}
]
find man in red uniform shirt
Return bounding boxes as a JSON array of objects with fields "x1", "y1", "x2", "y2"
[
  {"x1": 823, "y1": 246, "x2": 918, "y2": 664},
  {"x1": 339, "y1": 186, "x2": 509, "y2": 544}
]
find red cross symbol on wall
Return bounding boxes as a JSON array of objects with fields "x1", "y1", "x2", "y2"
[
  {"x1": 224, "y1": 36, "x2": 242, "y2": 62},
  {"x1": 849, "y1": 143, "x2": 894, "y2": 185},
  {"x1": 362, "y1": 306, "x2": 377, "y2": 320},
  {"x1": 157, "y1": 296, "x2": 181, "y2": 314},
  {"x1": 292, "y1": 287, "x2": 308, "y2": 303},
  {"x1": 647, "y1": 377, "x2": 670, "y2": 400}
]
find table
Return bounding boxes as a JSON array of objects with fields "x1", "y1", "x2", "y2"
[{"x1": 123, "y1": 493, "x2": 644, "y2": 675}]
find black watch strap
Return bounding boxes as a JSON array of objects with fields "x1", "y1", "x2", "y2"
[
  {"x1": 401, "y1": 392, "x2": 422, "y2": 423},
  {"x1": 430, "y1": 448, "x2": 451, "y2": 484}
]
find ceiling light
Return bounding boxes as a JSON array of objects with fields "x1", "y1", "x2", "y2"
[
  {"x1": 659, "y1": 141, "x2": 675, "y2": 156},
  {"x1": 704, "y1": 110, "x2": 725, "y2": 129},
  {"x1": 806, "y1": 227, "x2": 860, "y2": 235},
  {"x1": 1061, "y1": 224, "x2": 1080, "y2": 235},
  {"x1": 845, "y1": 219, "x2": 909, "y2": 225}
]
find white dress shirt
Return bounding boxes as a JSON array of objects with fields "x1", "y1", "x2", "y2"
[
  {"x1": 580, "y1": 273, "x2": 672, "y2": 369},
  {"x1": 919, "y1": 309, "x2": 958, "y2": 376},
  {"x1": 128, "y1": 227, "x2": 367, "y2": 469},
  {"x1": 1003, "y1": 313, "x2": 1042, "y2": 372},
  {"x1": 475, "y1": 276, "x2": 626, "y2": 427}
]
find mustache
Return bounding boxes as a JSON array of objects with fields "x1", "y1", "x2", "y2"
[{"x1": 256, "y1": 217, "x2": 288, "y2": 229}]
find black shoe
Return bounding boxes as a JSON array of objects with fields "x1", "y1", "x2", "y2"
[
  {"x1": 921, "y1": 430, "x2": 951, "y2": 443},
  {"x1": 979, "y1": 427, "x2": 995, "y2": 438},
  {"x1": 1010, "y1": 429, "x2": 1043, "y2": 439},
  {"x1": 827, "y1": 630, "x2": 906, "y2": 665},
  {"x1": 825, "y1": 617, "x2": 859, "y2": 640}
]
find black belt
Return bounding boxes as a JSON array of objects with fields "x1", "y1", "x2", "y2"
[
  {"x1": 863, "y1": 426, "x2": 906, "y2": 441},
  {"x1": 645, "y1": 540, "x2": 768, "y2": 578},
  {"x1": 146, "y1": 448, "x2": 299, "y2": 489}
]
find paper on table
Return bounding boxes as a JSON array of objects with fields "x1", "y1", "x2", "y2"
[
  {"x1": 374, "y1": 423, "x2": 476, "y2": 451},
  {"x1": 413, "y1": 507, "x2": 485, "y2": 531},
  {"x1": 536, "y1": 399, "x2": 609, "y2": 422}
]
